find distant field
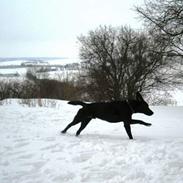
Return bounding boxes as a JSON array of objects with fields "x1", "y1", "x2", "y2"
[
  {"x1": 0, "y1": 57, "x2": 81, "y2": 79},
  {"x1": 0, "y1": 57, "x2": 80, "y2": 66}
]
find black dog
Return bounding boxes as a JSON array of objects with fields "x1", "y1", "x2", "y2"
[{"x1": 61, "y1": 92, "x2": 153, "y2": 139}]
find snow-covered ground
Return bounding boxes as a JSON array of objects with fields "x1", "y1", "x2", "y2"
[{"x1": 1, "y1": 99, "x2": 183, "y2": 183}]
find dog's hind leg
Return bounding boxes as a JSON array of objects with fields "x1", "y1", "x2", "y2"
[
  {"x1": 124, "y1": 122, "x2": 133, "y2": 139},
  {"x1": 61, "y1": 120, "x2": 79, "y2": 134},
  {"x1": 61, "y1": 109, "x2": 84, "y2": 134},
  {"x1": 76, "y1": 118, "x2": 91, "y2": 136}
]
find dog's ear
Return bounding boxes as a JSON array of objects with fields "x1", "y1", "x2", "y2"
[{"x1": 136, "y1": 92, "x2": 144, "y2": 101}]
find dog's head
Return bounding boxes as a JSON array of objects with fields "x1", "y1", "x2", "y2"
[{"x1": 135, "y1": 92, "x2": 154, "y2": 116}]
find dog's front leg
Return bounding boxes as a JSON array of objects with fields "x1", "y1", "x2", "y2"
[
  {"x1": 124, "y1": 122, "x2": 133, "y2": 139},
  {"x1": 131, "y1": 119, "x2": 151, "y2": 126}
]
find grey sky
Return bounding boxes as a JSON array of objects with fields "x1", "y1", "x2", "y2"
[{"x1": 0, "y1": 0, "x2": 143, "y2": 58}]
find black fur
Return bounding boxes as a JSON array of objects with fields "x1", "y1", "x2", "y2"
[{"x1": 61, "y1": 92, "x2": 153, "y2": 139}]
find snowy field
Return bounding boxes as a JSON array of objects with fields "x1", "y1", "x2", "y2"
[
  {"x1": 1, "y1": 99, "x2": 183, "y2": 183},
  {"x1": 0, "y1": 58, "x2": 80, "y2": 78},
  {"x1": 0, "y1": 58, "x2": 80, "y2": 66}
]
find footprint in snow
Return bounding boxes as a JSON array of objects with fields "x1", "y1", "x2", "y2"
[
  {"x1": 44, "y1": 137, "x2": 55, "y2": 142},
  {"x1": 72, "y1": 152, "x2": 93, "y2": 163},
  {"x1": 14, "y1": 142, "x2": 29, "y2": 148},
  {"x1": 40, "y1": 143, "x2": 59, "y2": 151}
]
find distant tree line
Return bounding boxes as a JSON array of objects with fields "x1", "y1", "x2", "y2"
[{"x1": 0, "y1": 71, "x2": 82, "y2": 101}]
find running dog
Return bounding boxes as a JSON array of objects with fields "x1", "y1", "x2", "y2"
[{"x1": 61, "y1": 92, "x2": 153, "y2": 139}]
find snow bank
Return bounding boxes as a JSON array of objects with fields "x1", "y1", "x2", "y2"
[{"x1": 1, "y1": 100, "x2": 183, "y2": 183}]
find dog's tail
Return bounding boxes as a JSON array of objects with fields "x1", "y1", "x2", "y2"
[{"x1": 68, "y1": 101, "x2": 86, "y2": 106}]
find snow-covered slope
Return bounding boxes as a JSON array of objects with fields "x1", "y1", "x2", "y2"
[{"x1": 1, "y1": 99, "x2": 183, "y2": 183}]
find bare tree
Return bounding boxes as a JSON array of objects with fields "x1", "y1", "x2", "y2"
[
  {"x1": 78, "y1": 26, "x2": 171, "y2": 101},
  {"x1": 136, "y1": 0, "x2": 183, "y2": 58}
]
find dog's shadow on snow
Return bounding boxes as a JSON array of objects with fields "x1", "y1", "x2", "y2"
[
  {"x1": 61, "y1": 132, "x2": 153, "y2": 143},
  {"x1": 85, "y1": 133, "x2": 153, "y2": 142},
  {"x1": 83, "y1": 133, "x2": 126, "y2": 142}
]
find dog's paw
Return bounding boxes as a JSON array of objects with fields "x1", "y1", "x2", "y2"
[
  {"x1": 75, "y1": 133, "x2": 80, "y2": 137},
  {"x1": 61, "y1": 130, "x2": 66, "y2": 134},
  {"x1": 146, "y1": 123, "x2": 152, "y2": 126}
]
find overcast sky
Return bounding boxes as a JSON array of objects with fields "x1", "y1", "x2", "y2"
[{"x1": 0, "y1": 0, "x2": 144, "y2": 58}]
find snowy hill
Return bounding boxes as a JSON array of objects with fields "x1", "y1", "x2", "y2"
[{"x1": 1, "y1": 99, "x2": 183, "y2": 183}]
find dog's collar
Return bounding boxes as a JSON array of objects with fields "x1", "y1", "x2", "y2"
[{"x1": 126, "y1": 100, "x2": 135, "y2": 113}]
